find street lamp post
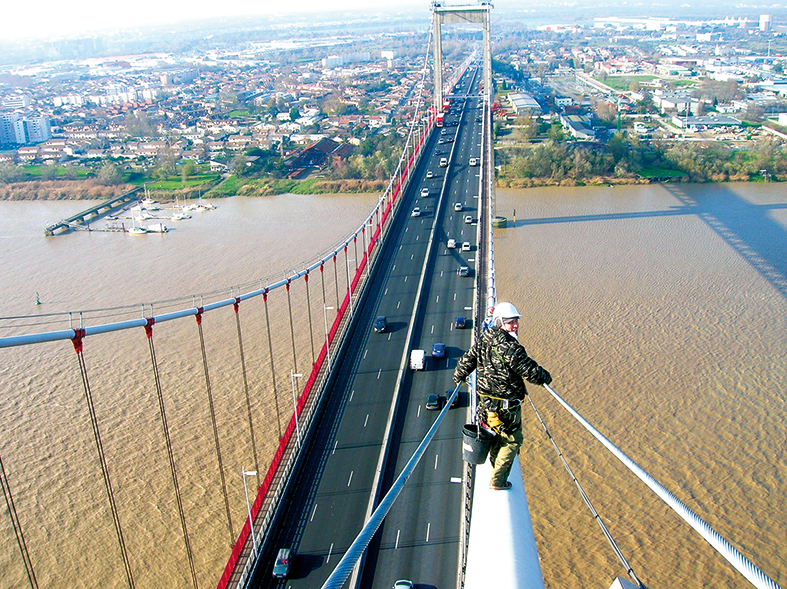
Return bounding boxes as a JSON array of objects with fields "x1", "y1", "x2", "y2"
[
  {"x1": 346, "y1": 258, "x2": 356, "y2": 315},
  {"x1": 323, "y1": 305, "x2": 335, "y2": 370},
  {"x1": 242, "y1": 468, "x2": 259, "y2": 559},
  {"x1": 290, "y1": 370, "x2": 303, "y2": 447}
]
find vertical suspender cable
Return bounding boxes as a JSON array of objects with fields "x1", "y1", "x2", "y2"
[
  {"x1": 233, "y1": 300, "x2": 260, "y2": 485},
  {"x1": 194, "y1": 311, "x2": 234, "y2": 546},
  {"x1": 333, "y1": 254, "x2": 340, "y2": 311},
  {"x1": 71, "y1": 330, "x2": 135, "y2": 589},
  {"x1": 304, "y1": 273, "x2": 315, "y2": 367},
  {"x1": 143, "y1": 321, "x2": 199, "y2": 589},
  {"x1": 263, "y1": 292, "x2": 282, "y2": 440},
  {"x1": 285, "y1": 280, "x2": 298, "y2": 374},
  {"x1": 0, "y1": 454, "x2": 38, "y2": 589}
]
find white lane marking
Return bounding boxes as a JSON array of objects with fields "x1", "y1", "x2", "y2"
[
  {"x1": 434, "y1": 454, "x2": 439, "y2": 469},
  {"x1": 348, "y1": 471, "x2": 354, "y2": 486},
  {"x1": 431, "y1": 325, "x2": 435, "y2": 334},
  {"x1": 426, "y1": 522, "x2": 431, "y2": 543},
  {"x1": 469, "y1": 258, "x2": 475, "y2": 262},
  {"x1": 436, "y1": 295, "x2": 440, "y2": 303},
  {"x1": 416, "y1": 235, "x2": 419, "y2": 241},
  {"x1": 404, "y1": 276, "x2": 408, "y2": 283},
  {"x1": 441, "y1": 270, "x2": 444, "y2": 277},
  {"x1": 363, "y1": 349, "x2": 368, "y2": 359},
  {"x1": 332, "y1": 440, "x2": 338, "y2": 455},
  {"x1": 364, "y1": 413, "x2": 370, "y2": 427},
  {"x1": 453, "y1": 293, "x2": 457, "y2": 300},
  {"x1": 397, "y1": 301, "x2": 401, "y2": 308},
  {"x1": 377, "y1": 369, "x2": 381, "y2": 379},
  {"x1": 384, "y1": 288, "x2": 388, "y2": 295},
  {"x1": 310, "y1": 503, "x2": 318, "y2": 521},
  {"x1": 388, "y1": 333, "x2": 392, "y2": 341},
  {"x1": 451, "y1": 477, "x2": 463, "y2": 483},
  {"x1": 411, "y1": 254, "x2": 414, "y2": 260},
  {"x1": 395, "y1": 530, "x2": 401, "y2": 550},
  {"x1": 464, "y1": 306, "x2": 473, "y2": 310},
  {"x1": 327, "y1": 542, "x2": 334, "y2": 563},
  {"x1": 349, "y1": 390, "x2": 354, "y2": 402},
  {"x1": 417, "y1": 405, "x2": 421, "y2": 417}
]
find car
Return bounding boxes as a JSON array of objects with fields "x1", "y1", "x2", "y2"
[
  {"x1": 426, "y1": 170, "x2": 434, "y2": 178},
  {"x1": 445, "y1": 137, "x2": 454, "y2": 142},
  {"x1": 431, "y1": 342, "x2": 445, "y2": 358},
  {"x1": 373, "y1": 316, "x2": 387, "y2": 333},
  {"x1": 438, "y1": 138, "x2": 446, "y2": 144},
  {"x1": 458, "y1": 266, "x2": 470, "y2": 277},
  {"x1": 440, "y1": 128, "x2": 447, "y2": 135},
  {"x1": 455, "y1": 316, "x2": 467, "y2": 329},
  {"x1": 447, "y1": 238, "x2": 457, "y2": 249},
  {"x1": 272, "y1": 548, "x2": 293, "y2": 579},
  {"x1": 454, "y1": 202, "x2": 463, "y2": 212},
  {"x1": 461, "y1": 241, "x2": 471, "y2": 251},
  {"x1": 464, "y1": 215, "x2": 473, "y2": 224},
  {"x1": 439, "y1": 158, "x2": 448, "y2": 167},
  {"x1": 420, "y1": 187, "x2": 429, "y2": 197},
  {"x1": 393, "y1": 581, "x2": 414, "y2": 589},
  {"x1": 476, "y1": 116, "x2": 482, "y2": 122},
  {"x1": 425, "y1": 393, "x2": 442, "y2": 411},
  {"x1": 469, "y1": 157, "x2": 478, "y2": 166},
  {"x1": 411, "y1": 207, "x2": 421, "y2": 217}
]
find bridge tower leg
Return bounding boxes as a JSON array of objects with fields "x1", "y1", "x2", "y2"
[{"x1": 431, "y1": 2, "x2": 493, "y2": 107}]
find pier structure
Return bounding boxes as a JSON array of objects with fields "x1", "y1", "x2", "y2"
[{"x1": 44, "y1": 186, "x2": 144, "y2": 236}]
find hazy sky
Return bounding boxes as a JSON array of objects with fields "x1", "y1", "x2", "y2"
[{"x1": 4, "y1": 0, "x2": 428, "y2": 40}]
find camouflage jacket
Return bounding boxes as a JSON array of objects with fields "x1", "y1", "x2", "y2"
[{"x1": 453, "y1": 326, "x2": 550, "y2": 404}]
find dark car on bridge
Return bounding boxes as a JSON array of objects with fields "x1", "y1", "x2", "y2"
[
  {"x1": 373, "y1": 316, "x2": 387, "y2": 333},
  {"x1": 454, "y1": 316, "x2": 467, "y2": 329},
  {"x1": 272, "y1": 548, "x2": 293, "y2": 579},
  {"x1": 425, "y1": 393, "x2": 442, "y2": 411},
  {"x1": 431, "y1": 342, "x2": 446, "y2": 358}
]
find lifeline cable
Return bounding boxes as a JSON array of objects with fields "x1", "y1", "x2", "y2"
[
  {"x1": 233, "y1": 300, "x2": 260, "y2": 485},
  {"x1": 542, "y1": 383, "x2": 783, "y2": 589},
  {"x1": 194, "y1": 312, "x2": 235, "y2": 546},
  {"x1": 144, "y1": 322, "x2": 199, "y2": 589},
  {"x1": 1, "y1": 454, "x2": 38, "y2": 589},
  {"x1": 304, "y1": 273, "x2": 316, "y2": 366},
  {"x1": 71, "y1": 331, "x2": 136, "y2": 589},
  {"x1": 285, "y1": 281, "x2": 298, "y2": 374},
  {"x1": 526, "y1": 394, "x2": 643, "y2": 588}
]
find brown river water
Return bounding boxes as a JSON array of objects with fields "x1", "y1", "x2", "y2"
[{"x1": 0, "y1": 184, "x2": 785, "y2": 589}]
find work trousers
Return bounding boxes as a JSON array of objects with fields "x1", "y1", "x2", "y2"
[{"x1": 488, "y1": 409, "x2": 523, "y2": 488}]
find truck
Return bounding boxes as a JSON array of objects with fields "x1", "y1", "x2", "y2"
[
  {"x1": 442, "y1": 98, "x2": 452, "y2": 113},
  {"x1": 409, "y1": 349, "x2": 426, "y2": 370},
  {"x1": 436, "y1": 113, "x2": 444, "y2": 127}
]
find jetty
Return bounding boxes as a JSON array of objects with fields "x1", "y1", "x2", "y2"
[{"x1": 44, "y1": 186, "x2": 144, "y2": 236}]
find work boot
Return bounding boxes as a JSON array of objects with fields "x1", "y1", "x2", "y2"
[{"x1": 489, "y1": 481, "x2": 512, "y2": 490}]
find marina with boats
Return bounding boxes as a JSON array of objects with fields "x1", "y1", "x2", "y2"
[{"x1": 44, "y1": 187, "x2": 216, "y2": 236}]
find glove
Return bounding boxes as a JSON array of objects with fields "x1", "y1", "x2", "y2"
[
  {"x1": 532, "y1": 367, "x2": 552, "y2": 386},
  {"x1": 486, "y1": 411, "x2": 503, "y2": 433}
]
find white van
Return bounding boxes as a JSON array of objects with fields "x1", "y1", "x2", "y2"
[
  {"x1": 410, "y1": 349, "x2": 426, "y2": 370},
  {"x1": 439, "y1": 157, "x2": 448, "y2": 167}
]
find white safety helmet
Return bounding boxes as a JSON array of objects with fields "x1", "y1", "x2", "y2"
[{"x1": 492, "y1": 302, "x2": 521, "y2": 322}]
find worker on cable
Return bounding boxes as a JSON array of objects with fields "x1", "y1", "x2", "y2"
[{"x1": 453, "y1": 302, "x2": 552, "y2": 490}]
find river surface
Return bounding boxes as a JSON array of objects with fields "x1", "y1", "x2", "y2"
[{"x1": 0, "y1": 184, "x2": 785, "y2": 589}]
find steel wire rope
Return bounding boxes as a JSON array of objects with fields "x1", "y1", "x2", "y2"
[
  {"x1": 143, "y1": 322, "x2": 199, "y2": 589},
  {"x1": 333, "y1": 254, "x2": 340, "y2": 312},
  {"x1": 542, "y1": 383, "x2": 783, "y2": 589},
  {"x1": 303, "y1": 273, "x2": 316, "y2": 367},
  {"x1": 194, "y1": 312, "x2": 234, "y2": 546},
  {"x1": 1, "y1": 454, "x2": 38, "y2": 589},
  {"x1": 233, "y1": 300, "x2": 260, "y2": 485},
  {"x1": 525, "y1": 393, "x2": 643, "y2": 588},
  {"x1": 70, "y1": 331, "x2": 136, "y2": 589},
  {"x1": 262, "y1": 292, "x2": 282, "y2": 440},
  {"x1": 285, "y1": 281, "x2": 298, "y2": 374}
]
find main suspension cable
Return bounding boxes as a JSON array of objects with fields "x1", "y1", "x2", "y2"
[{"x1": 526, "y1": 393, "x2": 643, "y2": 588}]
